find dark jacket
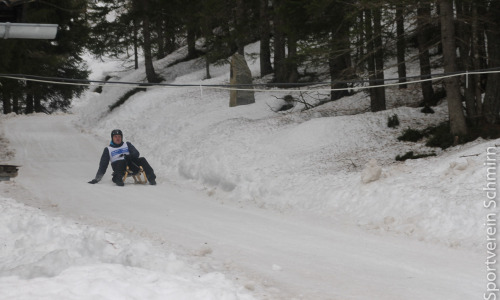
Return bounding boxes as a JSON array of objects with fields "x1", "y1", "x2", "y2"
[{"x1": 94, "y1": 141, "x2": 139, "y2": 181}]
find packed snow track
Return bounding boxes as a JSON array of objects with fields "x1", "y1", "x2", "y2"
[{"x1": 2, "y1": 114, "x2": 483, "y2": 299}]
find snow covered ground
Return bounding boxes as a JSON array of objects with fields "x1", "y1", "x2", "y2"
[{"x1": 0, "y1": 42, "x2": 495, "y2": 299}]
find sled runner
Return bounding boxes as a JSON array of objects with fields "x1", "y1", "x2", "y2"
[{"x1": 123, "y1": 165, "x2": 148, "y2": 184}]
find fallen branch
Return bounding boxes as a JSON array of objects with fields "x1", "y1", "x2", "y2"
[{"x1": 459, "y1": 153, "x2": 480, "y2": 158}]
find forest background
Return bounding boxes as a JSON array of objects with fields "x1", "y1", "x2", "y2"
[{"x1": 1, "y1": 0, "x2": 500, "y2": 142}]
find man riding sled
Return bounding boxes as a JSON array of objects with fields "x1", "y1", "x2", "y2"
[{"x1": 88, "y1": 129, "x2": 157, "y2": 186}]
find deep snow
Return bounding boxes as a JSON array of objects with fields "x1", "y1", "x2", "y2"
[{"x1": 0, "y1": 41, "x2": 495, "y2": 299}]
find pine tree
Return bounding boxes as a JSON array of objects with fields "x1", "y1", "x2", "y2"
[
  {"x1": 304, "y1": 0, "x2": 356, "y2": 100},
  {"x1": 439, "y1": 0, "x2": 468, "y2": 137},
  {"x1": 1, "y1": 0, "x2": 90, "y2": 114}
]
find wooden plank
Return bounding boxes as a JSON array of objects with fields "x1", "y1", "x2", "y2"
[{"x1": 0, "y1": 164, "x2": 19, "y2": 179}]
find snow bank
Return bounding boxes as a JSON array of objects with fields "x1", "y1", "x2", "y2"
[
  {"x1": 74, "y1": 41, "x2": 491, "y2": 250},
  {"x1": 0, "y1": 196, "x2": 254, "y2": 300}
]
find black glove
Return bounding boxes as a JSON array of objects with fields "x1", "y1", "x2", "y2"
[{"x1": 88, "y1": 179, "x2": 99, "y2": 184}]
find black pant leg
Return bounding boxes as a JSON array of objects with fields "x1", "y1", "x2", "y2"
[
  {"x1": 137, "y1": 157, "x2": 156, "y2": 181},
  {"x1": 111, "y1": 160, "x2": 127, "y2": 183},
  {"x1": 127, "y1": 157, "x2": 141, "y2": 173}
]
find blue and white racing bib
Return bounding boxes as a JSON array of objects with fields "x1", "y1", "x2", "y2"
[{"x1": 108, "y1": 143, "x2": 130, "y2": 163}]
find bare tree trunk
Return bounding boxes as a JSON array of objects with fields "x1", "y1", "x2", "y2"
[
  {"x1": 25, "y1": 86, "x2": 34, "y2": 114},
  {"x1": 1, "y1": 82, "x2": 11, "y2": 114},
  {"x1": 373, "y1": 7, "x2": 386, "y2": 111},
  {"x1": 186, "y1": 28, "x2": 197, "y2": 59},
  {"x1": 133, "y1": 19, "x2": 139, "y2": 70},
  {"x1": 259, "y1": 0, "x2": 273, "y2": 77},
  {"x1": 456, "y1": 0, "x2": 487, "y2": 122},
  {"x1": 34, "y1": 92, "x2": 42, "y2": 113},
  {"x1": 465, "y1": 1, "x2": 481, "y2": 122},
  {"x1": 417, "y1": 1, "x2": 435, "y2": 106},
  {"x1": 165, "y1": 18, "x2": 177, "y2": 54},
  {"x1": 139, "y1": 0, "x2": 159, "y2": 83},
  {"x1": 365, "y1": 7, "x2": 385, "y2": 112},
  {"x1": 329, "y1": 29, "x2": 350, "y2": 101},
  {"x1": 272, "y1": 0, "x2": 287, "y2": 84},
  {"x1": 200, "y1": 15, "x2": 212, "y2": 80},
  {"x1": 143, "y1": 21, "x2": 157, "y2": 83},
  {"x1": 455, "y1": 0, "x2": 480, "y2": 123},
  {"x1": 1, "y1": 96, "x2": 11, "y2": 114},
  {"x1": 205, "y1": 58, "x2": 211, "y2": 80},
  {"x1": 471, "y1": 2, "x2": 483, "y2": 118},
  {"x1": 286, "y1": 34, "x2": 299, "y2": 83},
  {"x1": 365, "y1": 9, "x2": 379, "y2": 111},
  {"x1": 156, "y1": 18, "x2": 165, "y2": 59},
  {"x1": 235, "y1": 0, "x2": 245, "y2": 55},
  {"x1": 483, "y1": 0, "x2": 500, "y2": 124},
  {"x1": 396, "y1": 3, "x2": 407, "y2": 89},
  {"x1": 272, "y1": 0, "x2": 298, "y2": 85},
  {"x1": 439, "y1": 0, "x2": 468, "y2": 137},
  {"x1": 12, "y1": 93, "x2": 19, "y2": 114},
  {"x1": 356, "y1": 11, "x2": 364, "y2": 68},
  {"x1": 329, "y1": 3, "x2": 353, "y2": 101}
]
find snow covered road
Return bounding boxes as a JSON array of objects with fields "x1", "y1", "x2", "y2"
[{"x1": 2, "y1": 113, "x2": 484, "y2": 299}]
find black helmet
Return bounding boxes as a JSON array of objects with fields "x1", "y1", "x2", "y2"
[{"x1": 111, "y1": 129, "x2": 123, "y2": 139}]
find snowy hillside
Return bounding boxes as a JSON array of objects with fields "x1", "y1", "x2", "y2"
[
  {"x1": 78, "y1": 42, "x2": 489, "y2": 249},
  {"x1": 0, "y1": 41, "x2": 493, "y2": 299}
]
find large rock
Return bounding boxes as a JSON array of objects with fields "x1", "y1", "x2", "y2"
[{"x1": 229, "y1": 53, "x2": 255, "y2": 107}]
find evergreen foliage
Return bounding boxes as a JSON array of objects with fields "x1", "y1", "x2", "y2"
[
  {"x1": 0, "y1": 0, "x2": 499, "y2": 138},
  {"x1": 387, "y1": 114, "x2": 400, "y2": 128},
  {"x1": 398, "y1": 128, "x2": 425, "y2": 142},
  {"x1": 0, "y1": 0, "x2": 89, "y2": 114},
  {"x1": 424, "y1": 123, "x2": 455, "y2": 149},
  {"x1": 397, "y1": 123, "x2": 453, "y2": 148}
]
